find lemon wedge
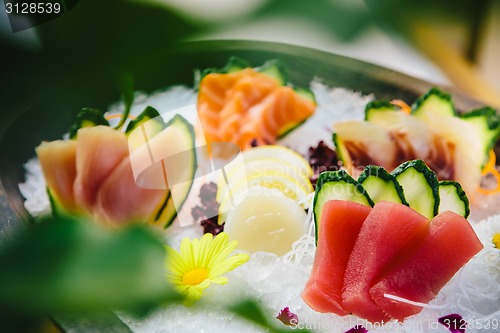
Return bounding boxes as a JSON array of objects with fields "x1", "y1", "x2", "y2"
[
  {"x1": 217, "y1": 157, "x2": 312, "y2": 202},
  {"x1": 241, "y1": 146, "x2": 313, "y2": 176},
  {"x1": 218, "y1": 170, "x2": 310, "y2": 222},
  {"x1": 216, "y1": 145, "x2": 313, "y2": 225}
]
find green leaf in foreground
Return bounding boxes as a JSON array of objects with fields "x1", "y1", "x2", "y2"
[
  {"x1": 0, "y1": 215, "x2": 313, "y2": 332},
  {"x1": 0, "y1": 215, "x2": 181, "y2": 315},
  {"x1": 229, "y1": 299, "x2": 269, "y2": 327}
]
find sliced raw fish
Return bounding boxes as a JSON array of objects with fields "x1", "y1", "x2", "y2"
[
  {"x1": 302, "y1": 200, "x2": 371, "y2": 315},
  {"x1": 370, "y1": 211, "x2": 483, "y2": 320},
  {"x1": 73, "y1": 126, "x2": 128, "y2": 212},
  {"x1": 342, "y1": 201, "x2": 428, "y2": 323},
  {"x1": 94, "y1": 155, "x2": 166, "y2": 224},
  {"x1": 36, "y1": 140, "x2": 77, "y2": 212}
]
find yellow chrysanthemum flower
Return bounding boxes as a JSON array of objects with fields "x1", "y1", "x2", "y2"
[{"x1": 165, "y1": 232, "x2": 249, "y2": 306}]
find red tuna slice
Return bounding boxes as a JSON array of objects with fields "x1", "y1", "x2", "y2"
[
  {"x1": 36, "y1": 140, "x2": 77, "y2": 212},
  {"x1": 302, "y1": 200, "x2": 372, "y2": 315},
  {"x1": 342, "y1": 201, "x2": 429, "y2": 323},
  {"x1": 94, "y1": 155, "x2": 166, "y2": 224},
  {"x1": 370, "y1": 211, "x2": 483, "y2": 320},
  {"x1": 73, "y1": 126, "x2": 129, "y2": 212}
]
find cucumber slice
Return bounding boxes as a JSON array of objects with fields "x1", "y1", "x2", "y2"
[
  {"x1": 47, "y1": 187, "x2": 68, "y2": 217},
  {"x1": 148, "y1": 115, "x2": 197, "y2": 228},
  {"x1": 200, "y1": 56, "x2": 251, "y2": 79},
  {"x1": 313, "y1": 170, "x2": 373, "y2": 240},
  {"x1": 277, "y1": 119, "x2": 306, "y2": 138},
  {"x1": 391, "y1": 160, "x2": 439, "y2": 219},
  {"x1": 151, "y1": 191, "x2": 173, "y2": 224},
  {"x1": 332, "y1": 133, "x2": 351, "y2": 168},
  {"x1": 461, "y1": 107, "x2": 500, "y2": 166},
  {"x1": 68, "y1": 108, "x2": 109, "y2": 139},
  {"x1": 223, "y1": 56, "x2": 251, "y2": 73},
  {"x1": 125, "y1": 106, "x2": 165, "y2": 135},
  {"x1": 364, "y1": 100, "x2": 397, "y2": 121},
  {"x1": 438, "y1": 180, "x2": 470, "y2": 218},
  {"x1": 127, "y1": 107, "x2": 167, "y2": 152},
  {"x1": 294, "y1": 87, "x2": 316, "y2": 104},
  {"x1": 409, "y1": 88, "x2": 494, "y2": 194},
  {"x1": 358, "y1": 165, "x2": 408, "y2": 206},
  {"x1": 418, "y1": 112, "x2": 483, "y2": 197},
  {"x1": 258, "y1": 59, "x2": 288, "y2": 86},
  {"x1": 198, "y1": 57, "x2": 288, "y2": 88},
  {"x1": 411, "y1": 87, "x2": 457, "y2": 120},
  {"x1": 366, "y1": 102, "x2": 434, "y2": 162}
]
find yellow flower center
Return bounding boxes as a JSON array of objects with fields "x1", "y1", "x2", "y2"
[
  {"x1": 493, "y1": 233, "x2": 500, "y2": 249},
  {"x1": 182, "y1": 268, "x2": 209, "y2": 285}
]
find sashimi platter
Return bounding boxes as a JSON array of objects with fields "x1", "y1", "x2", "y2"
[{"x1": 18, "y1": 53, "x2": 500, "y2": 333}]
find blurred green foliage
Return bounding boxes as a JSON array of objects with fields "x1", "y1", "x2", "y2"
[
  {"x1": 1, "y1": 0, "x2": 495, "y2": 331},
  {"x1": 252, "y1": 0, "x2": 491, "y2": 61},
  {"x1": 0, "y1": 215, "x2": 312, "y2": 332},
  {"x1": 0, "y1": 0, "x2": 205, "y2": 139},
  {"x1": 250, "y1": 0, "x2": 370, "y2": 40},
  {"x1": 363, "y1": 0, "x2": 493, "y2": 62},
  {"x1": 0, "y1": 215, "x2": 180, "y2": 330},
  {"x1": 0, "y1": 0, "x2": 492, "y2": 139}
]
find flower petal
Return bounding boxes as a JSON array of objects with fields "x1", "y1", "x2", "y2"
[
  {"x1": 205, "y1": 232, "x2": 229, "y2": 263},
  {"x1": 211, "y1": 276, "x2": 228, "y2": 285},
  {"x1": 276, "y1": 307, "x2": 299, "y2": 326},
  {"x1": 167, "y1": 276, "x2": 184, "y2": 286},
  {"x1": 180, "y1": 237, "x2": 196, "y2": 271},
  {"x1": 207, "y1": 238, "x2": 238, "y2": 268},
  {"x1": 198, "y1": 278, "x2": 211, "y2": 290},
  {"x1": 165, "y1": 246, "x2": 187, "y2": 276},
  {"x1": 197, "y1": 233, "x2": 213, "y2": 267},
  {"x1": 163, "y1": 231, "x2": 248, "y2": 307},
  {"x1": 210, "y1": 253, "x2": 249, "y2": 278},
  {"x1": 183, "y1": 286, "x2": 204, "y2": 306}
]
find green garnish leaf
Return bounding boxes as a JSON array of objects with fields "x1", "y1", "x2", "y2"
[{"x1": 115, "y1": 72, "x2": 135, "y2": 130}]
